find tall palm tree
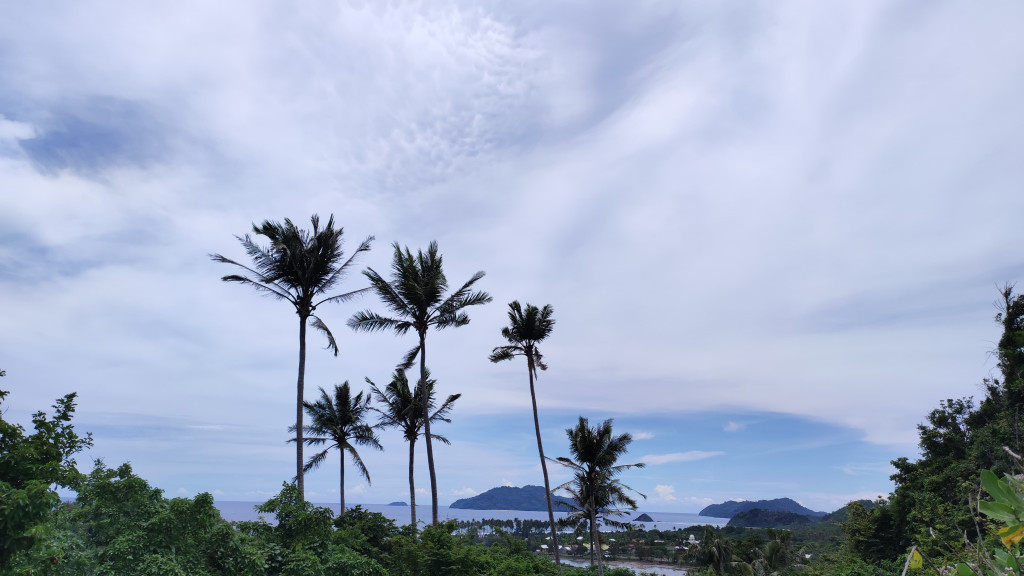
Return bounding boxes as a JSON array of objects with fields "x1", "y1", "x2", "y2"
[
  {"x1": 554, "y1": 417, "x2": 645, "y2": 576},
  {"x1": 292, "y1": 382, "x2": 382, "y2": 514},
  {"x1": 348, "y1": 241, "x2": 490, "y2": 524},
  {"x1": 367, "y1": 369, "x2": 459, "y2": 527},
  {"x1": 211, "y1": 215, "x2": 372, "y2": 500},
  {"x1": 489, "y1": 301, "x2": 561, "y2": 569}
]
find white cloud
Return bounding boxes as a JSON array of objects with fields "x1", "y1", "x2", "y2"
[
  {"x1": 0, "y1": 0, "x2": 1020, "y2": 505},
  {"x1": 633, "y1": 432, "x2": 655, "y2": 440},
  {"x1": 452, "y1": 488, "x2": 479, "y2": 497},
  {"x1": 641, "y1": 451, "x2": 726, "y2": 465},
  {"x1": 0, "y1": 115, "x2": 35, "y2": 142},
  {"x1": 724, "y1": 421, "x2": 745, "y2": 432},
  {"x1": 653, "y1": 485, "x2": 678, "y2": 502}
]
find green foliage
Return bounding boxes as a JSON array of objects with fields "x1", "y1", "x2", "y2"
[
  {"x1": 11, "y1": 462, "x2": 264, "y2": 575},
  {"x1": 841, "y1": 499, "x2": 901, "y2": 564},
  {"x1": 842, "y1": 285, "x2": 1024, "y2": 567},
  {"x1": 0, "y1": 388, "x2": 92, "y2": 570},
  {"x1": 954, "y1": 469, "x2": 1024, "y2": 575},
  {"x1": 333, "y1": 505, "x2": 399, "y2": 562},
  {"x1": 389, "y1": 520, "x2": 482, "y2": 576}
]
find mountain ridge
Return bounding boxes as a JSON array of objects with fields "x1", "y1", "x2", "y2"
[
  {"x1": 699, "y1": 497, "x2": 826, "y2": 518},
  {"x1": 449, "y1": 485, "x2": 574, "y2": 511}
]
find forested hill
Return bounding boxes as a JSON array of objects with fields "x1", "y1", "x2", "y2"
[
  {"x1": 699, "y1": 498, "x2": 826, "y2": 518},
  {"x1": 449, "y1": 485, "x2": 574, "y2": 511}
]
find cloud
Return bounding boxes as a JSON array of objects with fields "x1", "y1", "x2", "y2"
[
  {"x1": 641, "y1": 451, "x2": 726, "y2": 465},
  {"x1": 452, "y1": 488, "x2": 479, "y2": 497},
  {"x1": 653, "y1": 485, "x2": 678, "y2": 502},
  {"x1": 633, "y1": 432, "x2": 655, "y2": 440},
  {"x1": 724, "y1": 421, "x2": 745, "y2": 432},
  {"x1": 0, "y1": 0, "x2": 1020, "y2": 508}
]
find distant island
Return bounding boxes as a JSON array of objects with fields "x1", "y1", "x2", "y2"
[
  {"x1": 699, "y1": 498, "x2": 825, "y2": 518},
  {"x1": 634, "y1": 513, "x2": 654, "y2": 522},
  {"x1": 449, "y1": 485, "x2": 574, "y2": 511},
  {"x1": 725, "y1": 500, "x2": 872, "y2": 529},
  {"x1": 387, "y1": 501, "x2": 408, "y2": 506}
]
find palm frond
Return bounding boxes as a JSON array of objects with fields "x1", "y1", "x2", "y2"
[
  {"x1": 314, "y1": 285, "x2": 373, "y2": 308},
  {"x1": 310, "y1": 315, "x2": 339, "y2": 356},
  {"x1": 301, "y1": 448, "x2": 330, "y2": 475},
  {"x1": 348, "y1": 310, "x2": 411, "y2": 334},
  {"x1": 216, "y1": 273, "x2": 295, "y2": 302},
  {"x1": 319, "y1": 234, "x2": 374, "y2": 292},
  {"x1": 429, "y1": 433, "x2": 452, "y2": 446},
  {"x1": 363, "y1": 264, "x2": 416, "y2": 317},
  {"x1": 398, "y1": 345, "x2": 420, "y2": 371},
  {"x1": 488, "y1": 345, "x2": 520, "y2": 363},
  {"x1": 347, "y1": 444, "x2": 372, "y2": 484}
]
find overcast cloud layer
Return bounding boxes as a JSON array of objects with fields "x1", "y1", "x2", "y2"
[{"x1": 2, "y1": 1, "x2": 1023, "y2": 513}]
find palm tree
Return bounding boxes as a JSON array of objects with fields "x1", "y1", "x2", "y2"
[
  {"x1": 489, "y1": 301, "x2": 561, "y2": 569},
  {"x1": 367, "y1": 369, "x2": 459, "y2": 527},
  {"x1": 292, "y1": 382, "x2": 382, "y2": 514},
  {"x1": 211, "y1": 215, "x2": 372, "y2": 500},
  {"x1": 700, "y1": 525, "x2": 735, "y2": 576},
  {"x1": 554, "y1": 417, "x2": 645, "y2": 576},
  {"x1": 348, "y1": 241, "x2": 490, "y2": 524}
]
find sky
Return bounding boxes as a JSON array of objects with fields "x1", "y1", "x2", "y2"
[{"x1": 1, "y1": 1, "x2": 1023, "y2": 514}]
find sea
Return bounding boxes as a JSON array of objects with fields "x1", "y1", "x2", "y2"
[{"x1": 214, "y1": 501, "x2": 729, "y2": 533}]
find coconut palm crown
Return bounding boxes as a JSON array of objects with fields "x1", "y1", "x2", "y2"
[
  {"x1": 348, "y1": 240, "x2": 490, "y2": 524},
  {"x1": 211, "y1": 214, "x2": 372, "y2": 499},
  {"x1": 292, "y1": 382, "x2": 382, "y2": 514},
  {"x1": 368, "y1": 369, "x2": 459, "y2": 527}
]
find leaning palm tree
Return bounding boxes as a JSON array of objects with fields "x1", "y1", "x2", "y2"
[
  {"x1": 553, "y1": 417, "x2": 645, "y2": 576},
  {"x1": 368, "y1": 368, "x2": 459, "y2": 527},
  {"x1": 291, "y1": 382, "x2": 382, "y2": 514},
  {"x1": 490, "y1": 301, "x2": 561, "y2": 569},
  {"x1": 348, "y1": 241, "x2": 490, "y2": 524},
  {"x1": 211, "y1": 215, "x2": 372, "y2": 500}
]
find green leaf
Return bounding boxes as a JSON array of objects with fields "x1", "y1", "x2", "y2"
[
  {"x1": 979, "y1": 500, "x2": 1019, "y2": 524},
  {"x1": 954, "y1": 563, "x2": 978, "y2": 576}
]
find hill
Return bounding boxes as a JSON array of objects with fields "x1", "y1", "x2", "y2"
[
  {"x1": 726, "y1": 508, "x2": 816, "y2": 528},
  {"x1": 450, "y1": 485, "x2": 574, "y2": 511},
  {"x1": 699, "y1": 498, "x2": 825, "y2": 518}
]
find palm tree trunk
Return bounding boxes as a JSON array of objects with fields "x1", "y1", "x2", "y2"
[
  {"x1": 340, "y1": 450, "x2": 346, "y2": 515},
  {"x1": 528, "y1": 355, "x2": 561, "y2": 572},
  {"x1": 589, "y1": 493, "x2": 604, "y2": 576},
  {"x1": 296, "y1": 314, "x2": 307, "y2": 501},
  {"x1": 419, "y1": 332, "x2": 439, "y2": 525},
  {"x1": 408, "y1": 437, "x2": 417, "y2": 527}
]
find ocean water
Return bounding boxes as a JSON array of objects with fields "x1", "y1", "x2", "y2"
[{"x1": 214, "y1": 501, "x2": 727, "y2": 532}]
